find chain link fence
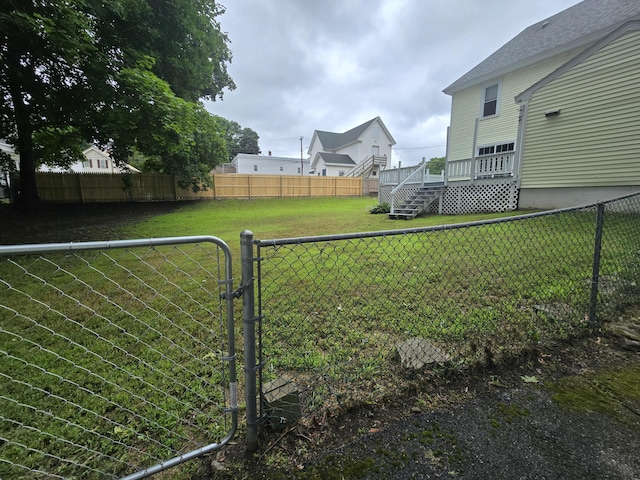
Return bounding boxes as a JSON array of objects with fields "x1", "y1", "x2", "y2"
[
  {"x1": 0, "y1": 237, "x2": 238, "y2": 479},
  {"x1": 2, "y1": 193, "x2": 639, "y2": 471},
  {"x1": 254, "y1": 193, "x2": 640, "y2": 427}
]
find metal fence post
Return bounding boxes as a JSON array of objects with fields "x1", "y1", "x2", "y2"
[
  {"x1": 240, "y1": 230, "x2": 259, "y2": 451},
  {"x1": 589, "y1": 203, "x2": 605, "y2": 325}
]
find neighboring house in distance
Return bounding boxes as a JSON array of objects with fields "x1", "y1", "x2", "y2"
[
  {"x1": 440, "y1": 0, "x2": 640, "y2": 212},
  {"x1": 0, "y1": 140, "x2": 19, "y2": 163},
  {"x1": 0, "y1": 140, "x2": 19, "y2": 198},
  {"x1": 308, "y1": 117, "x2": 395, "y2": 178},
  {"x1": 38, "y1": 145, "x2": 139, "y2": 174},
  {"x1": 229, "y1": 153, "x2": 310, "y2": 175}
]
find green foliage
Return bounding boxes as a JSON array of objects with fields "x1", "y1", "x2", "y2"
[
  {"x1": 369, "y1": 202, "x2": 391, "y2": 214},
  {"x1": 33, "y1": 127, "x2": 86, "y2": 169},
  {"x1": 0, "y1": 0, "x2": 235, "y2": 206},
  {"x1": 217, "y1": 117, "x2": 261, "y2": 162},
  {"x1": 106, "y1": 61, "x2": 227, "y2": 190},
  {"x1": 427, "y1": 156, "x2": 445, "y2": 174}
]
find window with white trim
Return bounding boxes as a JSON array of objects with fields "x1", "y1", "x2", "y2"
[
  {"x1": 478, "y1": 142, "x2": 514, "y2": 156},
  {"x1": 482, "y1": 83, "x2": 500, "y2": 118}
]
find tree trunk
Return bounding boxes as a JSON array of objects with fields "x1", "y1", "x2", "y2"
[
  {"x1": 9, "y1": 77, "x2": 41, "y2": 211},
  {"x1": 16, "y1": 148, "x2": 40, "y2": 211}
]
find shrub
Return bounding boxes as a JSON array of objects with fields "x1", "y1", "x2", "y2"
[{"x1": 369, "y1": 202, "x2": 390, "y2": 214}]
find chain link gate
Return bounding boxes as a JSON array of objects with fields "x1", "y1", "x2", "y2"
[{"x1": 0, "y1": 236, "x2": 238, "y2": 479}]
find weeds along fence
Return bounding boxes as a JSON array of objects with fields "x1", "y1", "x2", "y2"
[
  {"x1": 252, "y1": 193, "x2": 640, "y2": 429},
  {"x1": 0, "y1": 237, "x2": 238, "y2": 480}
]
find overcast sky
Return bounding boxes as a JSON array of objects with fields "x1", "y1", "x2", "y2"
[{"x1": 204, "y1": 0, "x2": 581, "y2": 167}]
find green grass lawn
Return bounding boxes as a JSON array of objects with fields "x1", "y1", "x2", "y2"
[
  {"x1": 123, "y1": 197, "x2": 526, "y2": 248},
  {"x1": 2, "y1": 195, "x2": 638, "y2": 479}
]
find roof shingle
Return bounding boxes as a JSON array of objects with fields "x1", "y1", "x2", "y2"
[{"x1": 444, "y1": 0, "x2": 640, "y2": 94}]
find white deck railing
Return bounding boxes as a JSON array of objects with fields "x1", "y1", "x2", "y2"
[
  {"x1": 447, "y1": 152, "x2": 515, "y2": 181},
  {"x1": 386, "y1": 161, "x2": 444, "y2": 213},
  {"x1": 446, "y1": 159, "x2": 472, "y2": 181},
  {"x1": 380, "y1": 162, "x2": 444, "y2": 186}
]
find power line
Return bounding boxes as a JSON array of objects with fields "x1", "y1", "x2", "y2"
[
  {"x1": 393, "y1": 145, "x2": 445, "y2": 150},
  {"x1": 259, "y1": 136, "x2": 302, "y2": 143}
]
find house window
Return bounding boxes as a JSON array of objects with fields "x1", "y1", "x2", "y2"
[
  {"x1": 372, "y1": 170, "x2": 377, "y2": 176},
  {"x1": 254, "y1": 165, "x2": 258, "y2": 171},
  {"x1": 372, "y1": 126, "x2": 380, "y2": 139},
  {"x1": 97, "y1": 159, "x2": 109, "y2": 169},
  {"x1": 478, "y1": 142, "x2": 514, "y2": 156},
  {"x1": 297, "y1": 167, "x2": 301, "y2": 174},
  {"x1": 338, "y1": 170, "x2": 345, "y2": 177},
  {"x1": 83, "y1": 160, "x2": 92, "y2": 168},
  {"x1": 280, "y1": 166, "x2": 283, "y2": 172},
  {"x1": 482, "y1": 83, "x2": 499, "y2": 118},
  {"x1": 322, "y1": 168, "x2": 326, "y2": 176}
]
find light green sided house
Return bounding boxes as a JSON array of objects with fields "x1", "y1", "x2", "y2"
[{"x1": 439, "y1": 0, "x2": 640, "y2": 213}]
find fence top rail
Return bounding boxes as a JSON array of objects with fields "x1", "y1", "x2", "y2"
[
  {"x1": 255, "y1": 193, "x2": 640, "y2": 248},
  {"x1": 0, "y1": 235, "x2": 231, "y2": 257}
]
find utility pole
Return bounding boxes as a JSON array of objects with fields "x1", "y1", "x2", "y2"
[{"x1": 299, "y1": 136, "x2": 304, "y2": 175}]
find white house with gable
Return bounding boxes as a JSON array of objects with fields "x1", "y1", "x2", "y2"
[
  {"x1": 230, "y1": 153, "x2": 310, "y2": 175},
  {"x1": 307, "y1": 117, "x2": 395, "y2": 178},
  {"x1": 439, "y1": 0, "x2": 640, "y2": 213},
  {"x1": 38, "y1": 146, "x2": 139, "y2": 174}
]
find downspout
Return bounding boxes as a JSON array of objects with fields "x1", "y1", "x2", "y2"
[
  {"x1": 444, "y1": 126, "x2": 450, "y2": 187},
  {"x1": 514, "y1": 102, "x2": 528, "y2": 188},
  {"x1": 471, "y1": 118, "x2": 479, "y2": 181},
  {"x1": 442, "y1": 125, "x2": 451, "y2": 215}
]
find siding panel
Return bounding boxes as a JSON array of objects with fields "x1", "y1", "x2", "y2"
[
  {"x1": 447, "y1": 48, "x2": 580, "y2": 162},
  {"x1": 521, "y1": 30, "x2": 640, "y2": 188}
]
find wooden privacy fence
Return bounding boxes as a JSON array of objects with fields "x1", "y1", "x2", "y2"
[
  {"x1": 212, "y1": 174, "x2": 362, "y2": 199},
  {"x1": 22, "y1": 172, "x2": 363, "y2": 203}
]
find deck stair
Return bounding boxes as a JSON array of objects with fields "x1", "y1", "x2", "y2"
[
  {"x1": 388, "y1": 184, "x2": 444, "y2": 219},
  {"x1": 345, "y1": 154, "x2": 387, "y2": 178}
]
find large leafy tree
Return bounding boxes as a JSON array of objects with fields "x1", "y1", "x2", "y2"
[
  {"x1": 0, "y1": 0, "x2": 235, "y2": 209},
  {"x1": 218, "y1": 118, "x2": 261, "y2": 162},
  {"x1": 427, "y1": 156, "x2": 446, "y2": 174}
]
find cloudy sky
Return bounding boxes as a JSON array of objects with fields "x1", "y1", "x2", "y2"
[{"x1": 204, "y1": 0, "x2": 581, "y2": 167}]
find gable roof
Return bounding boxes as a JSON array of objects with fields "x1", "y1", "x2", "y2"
[
  {"x1": 317, "y1": 153, "x2": 355, "y2": 166},
  {"x1": 82, "y1": 145, "x2": 110, "y2": 160},
  {"x1": 310, "y1": 116, "x2": 396, "y2": 153},
  {"x1": 444, "y1": 0, "x2": 640, "y2": 94},
  {"x1": 516, "y1": 19, "x2": 640, "y2": 103}
]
